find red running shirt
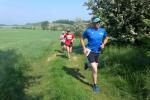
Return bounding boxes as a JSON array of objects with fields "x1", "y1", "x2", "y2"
[{"x1": 64, "y1": 33, "x2": 75, "y2": 46}]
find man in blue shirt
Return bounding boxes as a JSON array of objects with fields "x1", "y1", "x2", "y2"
[{"x1": 80, "y1": 17, "x2": 108, "y2": 93}]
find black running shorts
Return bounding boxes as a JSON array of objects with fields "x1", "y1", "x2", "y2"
[
  {"x1": 87, "y1": 52, "x2": 100, "y2": 63},
  {"x1": 61, "y1": 42, "x2": 65, "y2": 46}
]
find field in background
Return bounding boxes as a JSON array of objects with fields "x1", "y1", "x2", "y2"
[
  {"x1": 0, "y1": 28, "x2": 61, "y2": 59},
  {"x1": 0, "y1": 28, "x2": 149, "y2": 100}
]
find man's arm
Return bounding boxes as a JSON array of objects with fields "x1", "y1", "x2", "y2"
[
  {"x1": 80, "y1": 36, "x2": 86, "y2": 55},
  {"x1": 71, "y1": 34, "x2": 75, "y2": 43},
  {"x1": 100, "y1": 36, "x2": 108, "y2": 49},
  {"x1": 103, "y1": 36, "x2": 108, "y2": 45}
]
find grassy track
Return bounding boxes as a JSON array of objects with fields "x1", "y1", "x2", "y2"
[{"x1": 25, "y1": 41, "x2": 121, "y2": 100}]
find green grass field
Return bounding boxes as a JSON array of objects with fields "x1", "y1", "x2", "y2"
[{"x1": 0, "y1": 28, "x2": 149, "y2": 100}]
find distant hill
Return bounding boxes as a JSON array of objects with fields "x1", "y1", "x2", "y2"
[
  {"x1": 52, "y1": 19, "x2": 75, "y2": 25},
  {"x1": 0, "y1": 24, "x2": 8, "y2": 26}
]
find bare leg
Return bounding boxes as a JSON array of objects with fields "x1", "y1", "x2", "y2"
[
  {"x1": 66, "y1": 46, "x2": 70, "y2": 58},
  {"x1": 69, "y1": 47, "x2": 72, "y2": 53},
  {"x1": 91, "y1": 62, "x2": 98, "y2": 84}
]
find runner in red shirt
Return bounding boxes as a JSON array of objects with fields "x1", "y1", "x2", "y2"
[{"x1": 64, "y1": 29, "x2": 75, "y2": 59}]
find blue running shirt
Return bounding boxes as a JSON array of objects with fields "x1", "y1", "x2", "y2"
[{"x1": 82, "y1": 27, "x2": 107, "y2": 53}]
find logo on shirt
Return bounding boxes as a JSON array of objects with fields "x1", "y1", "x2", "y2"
[
  {"x1": 99, "y1": 32, "x2": 103, "y2": 35},
  {"x1": 66, "y1": 35, "x2": 72, "y2": 40}
]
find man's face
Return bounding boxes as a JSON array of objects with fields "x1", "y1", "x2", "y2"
[{"x1": 94, "y1": 22, "x2": 101, "y2": 29}]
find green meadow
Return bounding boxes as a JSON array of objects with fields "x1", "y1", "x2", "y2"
[{"x1": 0, "y1": 28, "x2": 150, "y2": 100}]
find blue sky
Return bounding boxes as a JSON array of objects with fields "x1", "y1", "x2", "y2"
[{"x1": 0, "y1": 0, "x2": 91, "y2": 25}]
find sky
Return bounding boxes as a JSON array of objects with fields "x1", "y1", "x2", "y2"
[{"x1": 0, "y1": 0, "x2": 91, "y2": 25}]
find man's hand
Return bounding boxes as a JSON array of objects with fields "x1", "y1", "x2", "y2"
[
  {"x1": 101, "y1": 36, "x2": 108, "y2": 49},
  {"x1": 83, "y1": 48, "x2": 91, "y2": 56},
  {"x1": 100, "y1": 43, "x2": 105, "y2": 49},
  {"x1": 71, "y1": 39, "x2": 74, "y2": 43}
]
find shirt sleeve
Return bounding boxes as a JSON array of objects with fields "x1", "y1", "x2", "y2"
[
  {"x1": 103, "y1": 29, "x2": 107, "y2": 38},
  {"x1": 64, "y1": 34, "x2": 66, "y2": 39},
  {"x1": 72, "y1": 34, "x2": 75, "y2": 39},
  {"x1": 82, "y1": 30, "x2": 88, "y2": 39}
]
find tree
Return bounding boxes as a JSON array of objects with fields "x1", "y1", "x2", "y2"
[
  {"x1": 85, "y1": 0, "x2": 150, "y2": 43},
  {"x1": 72, "y1": 18, "x2": 88, "y2": 37},
  {"x1": 41, "y1": 21, "x2": 49, "y2": 30}
]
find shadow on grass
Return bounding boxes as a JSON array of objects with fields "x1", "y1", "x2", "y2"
[
  {"x1": 0, "y1": 49, "x2": 30, "y2": 100},
  {"x1": 72, "y1": 45, "x2": 83, "y2": 55},
  {"x1": 0, "y1": 49, "x2": 44, "y2": 100},
  {"x1": 56, "y1": 54, "x2": 68, "y2": 59},
  {"x1": 54, "y1": 49, "x2": 63, "y2": 53},
  {"x1": 62, "y1": 66, "x2": 92, "y2": 87},
  {"x1": 54, "y1": 44, "x2": 83, "y2": 55}
]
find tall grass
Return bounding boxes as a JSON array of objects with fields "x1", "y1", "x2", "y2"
[
  {"x1": 100, "y1": 46, "x2": 150, "y2": 100},
  {"x1": 0, "y1": 49, "x2": 30, "y2": 100}
]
